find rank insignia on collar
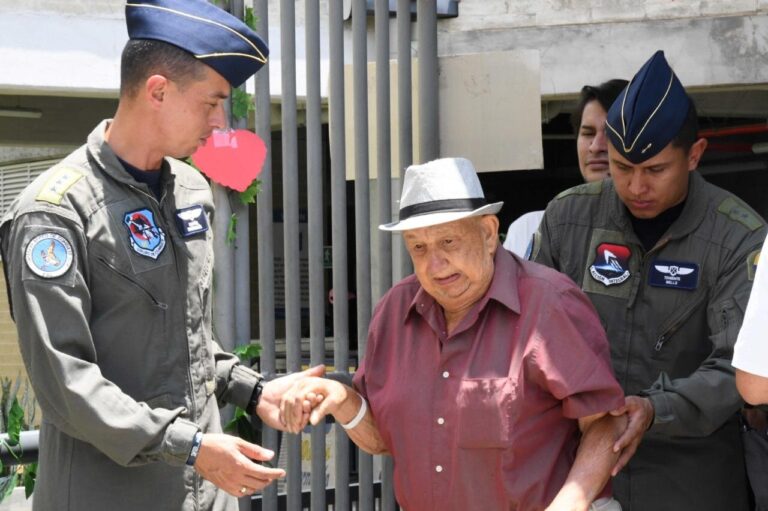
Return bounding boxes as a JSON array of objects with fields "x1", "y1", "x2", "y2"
[
  {"x1": 25, "y1": 232, "x2": 74, "y2": 278},
  {"x1": 175, "y1": 205, "x2": 209, "y2": 238},
  {"x1": 747, "y1": 249, "x2": 760, "y2": 282},
  {"x1": 124, "y1": 208, "x2": 166, "y2": 259},
  {"x1": 589, "y1": 243, "x2": 632, "y2": 286},
  {"x1": 648, "y1": 260, "x2": 699, "y2": 290}
]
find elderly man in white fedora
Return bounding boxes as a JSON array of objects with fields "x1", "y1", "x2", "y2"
[{"x1": 281, "y1": 157, "x2": 628, "y2": 511}]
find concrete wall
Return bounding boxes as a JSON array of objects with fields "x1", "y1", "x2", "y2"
[
  {"x1": 4, "y1": 1, "x2": 765, "y2": 98},
  {"x1": 448, "y1": 0, "x2": 767, "y2": 31},
  {"x1": 439, "y1": 0, "x2": 768, "y2": 96}
]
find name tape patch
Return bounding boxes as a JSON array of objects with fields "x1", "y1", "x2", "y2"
[
  {"x1": 648, "y1": 260, "x2": 699, "y2": 290},
  {"x1": 175, "y1": 205, "x2": 209, "y2": 238}
]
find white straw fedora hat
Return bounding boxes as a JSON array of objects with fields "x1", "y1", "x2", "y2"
[{"x1": 380, "y1": 157, "x2": 503, "y2": 232}]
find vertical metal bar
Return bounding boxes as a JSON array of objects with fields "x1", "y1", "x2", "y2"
[
  {"x1": 375, "y1": 2, "x2": 396, "y2": 506},
  {"x1": 395, "y1": 0, "x2": 413, "y2": 281},
  {"x1": 375, "y1": 0, "x2": 392, "y2": 298},
  {"x1": 329, "y1": 0, "x2": 350, "y2": 509},
  {"x1": 212, "y1": 185, "x2": 235, "y2": 350},
  {"x1": 353, "y1": 0, "x2": 373, "y2": 509},
  {"x1": 231, "y1": 2, "x2": 250, "y2": 506},
  {"x1": 231, "y1": 5, "x2": 251, "y2": 511},
  {"x1": 305, "y1": 0, "x2": 326, "y2": 509},
  {"x1": 417, "y1": 0, "x2": 439, "y2": 162},
  {"x1": 230, "y1": 0, "x2": 251, "y2": 368},
  {"x1": 280, "y1": 0, "x2": 302, "y2": 508},
  {"x1": 254, "y1": 0, "x2": 277, "y2": 509}
]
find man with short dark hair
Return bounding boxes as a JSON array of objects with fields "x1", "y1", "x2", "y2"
[
  {"x1": 503, "y1": 79, "x2": 627, "y2": 256},
  {"x1": 532, "y1": 50, "x2": 764, "y2": 510},
  {"x1": 0, "y1": 1, "x2": 320, "y2": 509}
]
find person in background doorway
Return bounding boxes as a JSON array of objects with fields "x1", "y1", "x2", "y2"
[{"x1": 503, "y1": 79, "x2": 627, "y2": 257}]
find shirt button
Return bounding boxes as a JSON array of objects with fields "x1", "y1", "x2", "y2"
[
  {"x1": 435, "y1": 465, "x2": 443, "y2": 473},
  {"x1": 437, "y1": 417, "x2": 445, "y2": 425},
  {"x1": 442, "y1": 371, "x2": 450, "y2": 379}
]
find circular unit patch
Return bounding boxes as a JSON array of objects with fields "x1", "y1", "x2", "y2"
[{"x1": 25, "y1": 233, "x2": 74, "y2": 278}]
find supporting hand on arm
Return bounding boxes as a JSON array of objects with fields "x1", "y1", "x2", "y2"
[
  {"x1": 545, "y1": 412, "x2": 627, "y2": 511},
  {"x1": 609, "y1": 395, "x2": 654, "y2": 476}
]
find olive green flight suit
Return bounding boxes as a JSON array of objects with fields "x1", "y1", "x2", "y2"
[
  {"x1": 533, "y1": 172, "x2": 764, "y2": 510},
  {"x1": 0, "y1": 121, "x2": 259, "y2": 511}
]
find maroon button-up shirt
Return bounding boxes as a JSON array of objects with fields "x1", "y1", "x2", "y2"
[{"x1": 354, "y1": 248, "x2": 625, "y2": 511}]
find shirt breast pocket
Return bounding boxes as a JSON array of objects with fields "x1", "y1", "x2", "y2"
[{"x1": 457, "y1": 377, "x2": 517, "y2": 449}]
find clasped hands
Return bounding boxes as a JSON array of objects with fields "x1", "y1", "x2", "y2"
[
  {"x1": 278, "y1": 376, "x2": 354, "y2": 434},
  {"x1": 193, "y1": 365, "x2": 331, "y2": 497}
]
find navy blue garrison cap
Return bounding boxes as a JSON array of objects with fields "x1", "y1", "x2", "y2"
[
  {"x1": 126, "y1": 0, "x2": 269, "y2": 88},
  {"x1": 606, "y1": 50, "x2": 692, "y2": 163}
]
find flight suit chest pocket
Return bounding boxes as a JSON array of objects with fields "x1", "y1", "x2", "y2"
[{"x1": 457, "y1": 377, "x2": 516, "y2": 449}]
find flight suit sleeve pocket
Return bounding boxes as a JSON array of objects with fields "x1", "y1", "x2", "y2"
[{"x1": 457, "y1": 377, "x2": 516, "y2": 449}]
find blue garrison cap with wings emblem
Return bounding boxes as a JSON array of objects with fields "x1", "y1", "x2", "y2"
[
  {"x1": 606, "y1": 50, "x2": 692, "y2": 164},
  {"x1": 126, "y1": 0, "x2": 269, "y2": 88}
]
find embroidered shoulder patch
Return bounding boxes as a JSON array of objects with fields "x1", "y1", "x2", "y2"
[
  {"x1": 36, "y1": 167, "x2": 84, "y2": 205},
  {"x1": 717, "y1": 197, "x2": 763, "y2": 231},
  {"x1": 555, "y1": 180, "x2": 603, "y2": 200},
  {"x1": 25, "y1": 232, "x2": 74, "y2": 278}
]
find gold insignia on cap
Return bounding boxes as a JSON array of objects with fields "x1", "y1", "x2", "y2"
[{"x1": 605, "y1": 70, "x2": 675, "y2": 154}]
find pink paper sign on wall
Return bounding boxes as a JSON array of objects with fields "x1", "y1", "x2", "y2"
[{"x1": 192, "y1": 129, "x2": 267, "y2": 192}]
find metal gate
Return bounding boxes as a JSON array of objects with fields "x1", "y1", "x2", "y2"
[{"x1": 212, "y1": 1, "x2": 440, "y2": 510}]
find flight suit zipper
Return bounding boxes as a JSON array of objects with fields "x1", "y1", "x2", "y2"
[
  {"x1": 130, "y1": 183, "x2": 202, "y2": 504},
  {"x1": 653, "y1": 293, "x2": 707, "y2": 352},
  {"x1": 96, "y1": 256, "x2": 168, "y2": 309}
]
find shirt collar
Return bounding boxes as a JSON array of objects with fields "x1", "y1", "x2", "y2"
[{"x1": 87, "y1": 119, "x2": 174, "y2": 192}]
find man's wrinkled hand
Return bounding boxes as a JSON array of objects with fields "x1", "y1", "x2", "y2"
[
  {"x1": 257, "y1": 365, "x2": 326, "y2": 431},
  {"x1": 193, "y1": 433, "x2": 285, "y2": 497},
  {"x1": 609, "y1": 395, "x2": 654, "y2": 476}
]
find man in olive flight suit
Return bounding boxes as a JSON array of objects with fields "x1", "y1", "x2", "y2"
[
  {"x1": 0, "y1": 1, "x2": 322, "y2": 510},
  {"x1": 532, "y1": 50, "x2": 764, "y2": 510}
]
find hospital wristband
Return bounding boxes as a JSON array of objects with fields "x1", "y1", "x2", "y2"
[{"x1": 341, "y1": 394, "x2": 367, "y2": 430}]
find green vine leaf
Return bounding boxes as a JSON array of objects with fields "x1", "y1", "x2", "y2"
[
  {"x1": 6, "y1": 399, "x2": 23, "y2": 446},
  {"x1": 232, "y1": 342, "x2": 262, "y2": 362},
  {"x1": 226, "y1": 213, "x2": 238, "y2": 246},
  {"x1": 23, "y1": 463, "x2": 36, "y2": 499},
  {"x1": 245, "y1": 7, "x2": 257, "y2": 31},
  {"x1": 238, "y1": 179, "x2": 262, "y2": 205},
  {"x1": 231, "y1": 88, "x2": 254, "y2": 121}
]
